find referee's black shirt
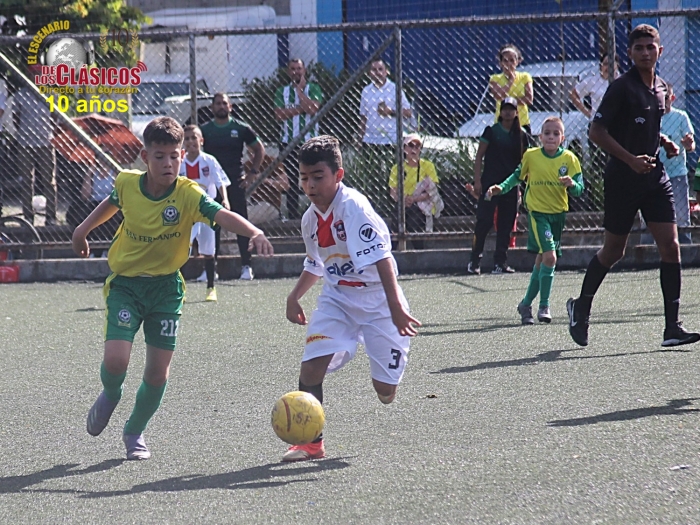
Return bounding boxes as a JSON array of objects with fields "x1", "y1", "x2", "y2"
[{"x1": 592, "y1": 66, "x2": 669, "y2": 185}]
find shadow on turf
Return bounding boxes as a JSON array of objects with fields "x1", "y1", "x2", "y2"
[
  {"x1": 548, "y1": 398, "x2": 700, "y2": 427},
  {"x1": 431, "y1": 347, "x2": 691, "y2": 375},
  {"x1": 72, "y1": 457, "x2": 352, "y2": 498},
  {"x1": 0, "y1": 459, "x2": 124, "y2": 493}
]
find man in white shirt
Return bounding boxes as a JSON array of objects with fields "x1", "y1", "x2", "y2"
[
  {"x1": 569, "y1": 53, "x2": 619, "y2": 121},
  {"x1": 358, "y1": 59, "x2": 412, "y2": 212}
]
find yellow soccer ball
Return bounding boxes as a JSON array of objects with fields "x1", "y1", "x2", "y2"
[{"x1": 271, "y1": 391, "x2": 325, "y2": 445}]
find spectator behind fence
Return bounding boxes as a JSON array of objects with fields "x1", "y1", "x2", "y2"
[
  {"x1": 14, "y1": 81, "x2": 58, "y2": 225},
  {"x1": 274, "y1": 58, "x2": 323, "y2": 220},
  {"x1": 570, "y1": 53, "x2": 619, "y2": 121},
  {"x1": 201, "y1": 92, "x2": 264, "y2": 281},
  {"x1": 388, "y1": 133, "x2": 440, "y2": 250},
  {"x1": 468, "y1": 97, "x2": 527, "y2": 275},
  {"x1": 660, "y1": 84, "x2": 695, "y2": 244},
  {"x1": 489, "y1": 44, "x2": 533, "y2": 135},
  {"x1": 360, "y1": 58, "x2": 413, "y2": 189}
]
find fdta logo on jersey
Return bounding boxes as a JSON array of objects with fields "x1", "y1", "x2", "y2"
[
  {"x1": 326, "y1": 260, "x2": 364, "y2": 277},
  {"x1": 162, "y1": 205, "x2": 180, "y2": 226}
]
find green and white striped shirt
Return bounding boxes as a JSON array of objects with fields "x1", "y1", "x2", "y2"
[{"x1": 274, "y1": 82, "x2": 323, "y2": 144}]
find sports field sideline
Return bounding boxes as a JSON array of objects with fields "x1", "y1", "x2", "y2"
[{"x1": 1, "y1": 269, "x2": 699, "y2": 523}]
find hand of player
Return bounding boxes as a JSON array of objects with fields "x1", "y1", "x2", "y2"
[
  {"x1": 222, "y1": 199, "x2": 231, "y2": 210},
  {"x1": 71, "y1": 229, "x2": 90, "y2": 258},
  {"x1": 248, "y1": 231, "x2": 274, "y2": 257},
  {"x1": 559, "y1": 176, "x2": 574, "y2": 188},
  {"x1": 628, "y1": 155, "x2": 656, "y2": 174},
  {"x1": 377, "y1": 101, "x2": 391, "y2": 117},
  {"x1": 389, "y1": 304, "x2": 422, "y2": 337},
  {"x1": 473, "y1": 181, "x2": 482, "y2": 196},
  {"x1": 681, "y1": 133, "x2": 694, "y2": 151},
  {"x1": 663, "y1": 140, "x2": 681, "y2": 159},
  {"x1": 286, "y1": 296, "x2": 307, "y2": 325},
  {"x1": 486, "y1": 185, "x2": 501, "y2": 201}
]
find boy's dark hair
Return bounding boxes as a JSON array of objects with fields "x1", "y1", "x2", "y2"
[
  {"x1": 299, "y1": 135, "x2": 342, "y2": 173},
  {"x1": 288, "y1": 57, "x2": 305, "y2": 67},
  {"x1": 143, "y1": 117, "x2": 184, "y2": 147},
  {"x1": 628, "y1": 24, "x2": 660, "y2": 47},
  {"x1": 183, "y1": 124, "x2": 201, "y2": 134}
]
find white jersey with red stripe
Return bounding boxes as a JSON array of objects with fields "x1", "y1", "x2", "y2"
[
  {"x1": 179, "y1": 152, "x2": 231, "y2": 199},
  {"x1": 301, "y1": 182, "x2": 396, "y2": 288}
]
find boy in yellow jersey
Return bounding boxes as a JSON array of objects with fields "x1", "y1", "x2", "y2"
[
  {"x1": 487, "y1": 117, "x2": 583, "y2": 324},
  {"x1": 72, "y1": 117, "x2": 273, "y2": 460}
]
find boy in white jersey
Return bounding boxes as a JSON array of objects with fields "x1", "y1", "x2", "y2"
[
  {"x1": 72, "y1": 117, "x2": 273, "y2": 460},
  {"x1": 180, "y1": 125, "x2": 231, "y2": 301},
  {"x1": 283, "y1": 135, "x2": 421, "y2": 462}
]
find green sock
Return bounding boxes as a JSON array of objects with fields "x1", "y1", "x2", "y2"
[
  {"x1": 521, "y1": 265, "x2": 541, "y2": 306},
  {"x1": 100, "y1": 361, "x2": 126, "y2": 403},
  {"x1": 123, "y1": 379, "x2": 167, "y2": 435},
  {"x1": 538, "y1": 264, "x2": 556, "y2": 307}
]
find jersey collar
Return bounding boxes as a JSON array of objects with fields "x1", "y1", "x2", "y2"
[
  {"x1": 540, "y1": 146, "x2": 565, "y2": 158},
  {"x1": 140, "y1": 172, "x2": 178, "y2": 201}
]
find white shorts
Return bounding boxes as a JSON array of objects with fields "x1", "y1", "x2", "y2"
[
  {"x1": 303, "y1": 283, "x2": 411, "y2": 385},
  {"x1": 190, "y1": 222, "x2": 216, "y2": 256}
]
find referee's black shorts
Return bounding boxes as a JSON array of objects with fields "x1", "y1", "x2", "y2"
[{"x1": 603, "y1": 174, "x2": 676, "y2": 236}]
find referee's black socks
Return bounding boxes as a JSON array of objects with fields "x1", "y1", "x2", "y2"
[
  {"x1": 578, "y1": 255, "x2": 610, "y2": 314},
  {"x1": 660, "y1": 261, "x2": 681, "y2": 328}
]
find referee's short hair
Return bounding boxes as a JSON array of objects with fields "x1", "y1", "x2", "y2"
[{"x1": 628, "y1": 24, "x2": 660, "y2": 47}]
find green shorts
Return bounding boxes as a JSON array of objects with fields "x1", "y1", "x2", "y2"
[
  {"x1": 527, "y1": 211, "x2": 566, "y2": 257},
  {"x1": 103, "y1": 272, "x2": 185, "y2": 350}
]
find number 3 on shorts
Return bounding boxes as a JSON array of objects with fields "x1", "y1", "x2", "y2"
[
  {"x1": 160, "y1": 319, "x2": 179, "y2": 337},
  {"x1": 388, "y1": 349, "x2": 401, "y2": 369}
]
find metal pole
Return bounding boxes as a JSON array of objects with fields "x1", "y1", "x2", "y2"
[
  {"x1": 394, "y1": 27, "x2": 406, "y2": 251},
  {"x1": 606, "y1": 8, "x2": 616, "y2": 86},
  {"x1": 189, "y1": 34, "x2": 198, "y2": 125}
]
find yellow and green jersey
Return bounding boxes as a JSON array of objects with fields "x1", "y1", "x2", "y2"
[
  {"x1": 497, "y1": 146, "x2": 584, "y2": 214},
  {"x1": 107, "y1": 170, "x2": 222, "y2": 277}
]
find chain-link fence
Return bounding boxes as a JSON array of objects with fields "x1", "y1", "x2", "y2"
[{"x1": 0, "y1": 6, "x2": 699, "y2": 257}]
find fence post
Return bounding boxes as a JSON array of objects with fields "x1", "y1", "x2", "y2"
[
  {"x1": 189, "y1": 33, "x2": 198, "y2": 126},
  {"x1": 394, "y1": 27, "x2": 406, "y2": 251}
]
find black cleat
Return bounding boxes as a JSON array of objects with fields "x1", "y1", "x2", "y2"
[
  {"x1": 661, "y1": 322, "x2": 700, "y2": 347},
  {"x1": 567, "y1": 297, "x2": 589, "y2": 347}
]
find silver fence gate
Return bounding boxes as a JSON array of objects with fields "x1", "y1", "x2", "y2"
[{"x1": 0, "y1": 6, "x2": 698, "y2": 257}]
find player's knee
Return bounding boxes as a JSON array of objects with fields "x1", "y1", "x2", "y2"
[{"x1": 542, "y1": 252, "x2": 557, "y2": 268}]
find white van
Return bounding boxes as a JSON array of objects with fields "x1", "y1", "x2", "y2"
[
  {"x1": 458, "y1": 60, "x2": 599, "y2": 150},
  {"x1": 140, "y1": 6, "x2": 278, "y2": 94}
]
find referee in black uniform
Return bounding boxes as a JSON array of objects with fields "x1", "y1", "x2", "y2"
[{"x1": 567, "y1": 24, "x2": 700, "y2": 348}]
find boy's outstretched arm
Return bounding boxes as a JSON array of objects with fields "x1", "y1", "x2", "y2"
[
  {"x1": 72, "y1": 197, "x2": 119, "y2": 257},
  {"x1": 376, "y1": 257, "x2": 421, "y2": 337},
  {"x1": 286, "y1": 270, "x2": 321, "y2": 325},
  {"x1": 213, "y1": 208, "x2": 274, "y2": 256}
]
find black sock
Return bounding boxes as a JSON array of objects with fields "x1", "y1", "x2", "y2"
[
  {"x1": 577, "y1": 255, "x2": 609, "y2": 314},
  {"x1": 205, "y1": 258, "x2": 215, "y2": 288},
  {"x1": 660, "y1": 261, "x2": 681, "y2": 329},
  {"x1": 299, "y1": 380, "x2": 323, "y2": 443}
]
